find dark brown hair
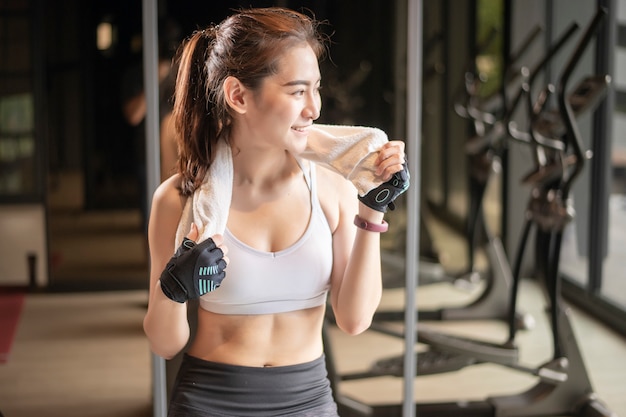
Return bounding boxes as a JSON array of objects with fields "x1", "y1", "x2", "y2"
[{"x1": 172, "y1": 7, "x2": 327, "y2": 196}]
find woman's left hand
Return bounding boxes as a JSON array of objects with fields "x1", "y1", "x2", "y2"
[
  {"x1": 375, "y1": 140, "x2": 406, "y2": 181},
  {"x1": 359, "y1": 140, "x2": 410, "y2": 213}
]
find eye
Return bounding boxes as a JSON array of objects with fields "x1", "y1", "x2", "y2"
[{"x1": 292, "y1": 89, "x2": 305, "y2": 96}]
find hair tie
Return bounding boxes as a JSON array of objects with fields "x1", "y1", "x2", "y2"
[{"x1": 201, "y1": 25, "x2": 219, "y2": 39}]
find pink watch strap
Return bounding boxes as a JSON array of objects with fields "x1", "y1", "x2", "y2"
[{"x1": 354, "y1": 215, "x2": 389, "y2": 233}]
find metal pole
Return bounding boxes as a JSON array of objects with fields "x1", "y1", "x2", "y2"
[
  {"x1": 403, "y1": 0, "x2": 422, "y2": 416},
  {"x1": 141, "y1": 0, "x2": 165, "y2": 416}
]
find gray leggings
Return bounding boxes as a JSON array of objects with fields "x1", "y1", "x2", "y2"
[{"x1": 168, "y1": 354, "x2": 339, "y2": 417}]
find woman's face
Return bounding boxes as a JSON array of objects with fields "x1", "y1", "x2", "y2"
[{"x1": 241, "y1": 43, "x2": 322, "y2": 155}]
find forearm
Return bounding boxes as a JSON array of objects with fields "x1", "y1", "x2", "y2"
[
  {"x1": 330, "y1": 138, "x2": 408, "y2": 334},
  {"x1": 143, "y1": 282, "x2": 190, "y2": 359},
  {"x1": 333, "y1": 204, "x2": 384, "y2": 335}
]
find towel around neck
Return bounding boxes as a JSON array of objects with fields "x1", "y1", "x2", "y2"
[{"x1": 175, "y1": 124, "x2": 389, "y2": 247}]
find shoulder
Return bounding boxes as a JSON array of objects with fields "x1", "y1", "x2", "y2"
[
  {"x1": 315, "y1": 162, "x2": 355, "y2": 193},
  {"x1": 153, "y1": 174, "x2": 184, "y2": 208},
  {"x1": 148, "y1": 174, "x2": 188, "y2": 256},
  {"x1": 150, "y1": 174, "x2": 186, "y2": 230}
]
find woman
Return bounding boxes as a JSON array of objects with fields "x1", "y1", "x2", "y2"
[{"x1": 143, "y1": 7, "x2": 408, "y2": 417}]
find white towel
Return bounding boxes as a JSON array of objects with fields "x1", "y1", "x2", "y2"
[{"x1": 175, "y1": 124, "x2": 389, "y2": 246}]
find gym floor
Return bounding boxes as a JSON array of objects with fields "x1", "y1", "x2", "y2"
[{"x1": 0, "y1": 210, "x2": 625, "y2": 417}]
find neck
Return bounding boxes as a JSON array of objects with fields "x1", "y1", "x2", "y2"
[{"x1": 231, "y1": 145, "x2": 298, "y2": 187}]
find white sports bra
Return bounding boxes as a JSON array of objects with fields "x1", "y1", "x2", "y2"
[{"x1": 198, "y1": 161, "x2": 333, "y2": 315}]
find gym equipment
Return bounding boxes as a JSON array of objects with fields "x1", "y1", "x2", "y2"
[
  {"x1": 325, "y1": 8, "x2": 616, "y2": 417},
  {"x1": 392, "y1": 30, "x2": 474, "y2": 291},
  {"x1": 375, "y1": 23, "x2": 550, "y2": 327},
  {"x1": 334, "y1": 23, "x2": 561, "y2": 376},
  {"x1": 337, "y1": 20, "x2": 580, "y2": 385}
]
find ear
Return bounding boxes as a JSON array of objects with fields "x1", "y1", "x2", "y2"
[{"x1": 223, "y1": 76, "x2": 247, "y2": 114}]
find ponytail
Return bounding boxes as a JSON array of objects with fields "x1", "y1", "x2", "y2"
[{"x1": 173, "y1": 28, "x2": 223, "y2": 196}]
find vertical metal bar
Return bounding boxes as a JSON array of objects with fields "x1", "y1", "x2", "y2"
[
  {"x1": 142, "y1": 0, "x2": 164, "y2": 416},
  {"x1": 404, "y1": 0, "x2": 422, "y2": 416},
  {"x1": 501, "y1": 0, "x2": 512, "y2": 244},
  {"x1": 150, "y1": 354, "x2": 167, "y2": 417},
  {"x1": 545, "y1": 0, "x2": 555, "y2": 82},
  {"x1": 143, "y1": 0, "x2": 161, "y2": 197},
  {"x1": 32, "y1": 0, "x2": 46, "y2": 202},
  {"x1": 441, "y1": 0, "x2": 450, "y2": 208},
  {"x1": 588, "y1": 0, "x2": 614, "y2": 295},
  {"x1": 394, "y1": 0, "x2": 408, "y2": 139}
]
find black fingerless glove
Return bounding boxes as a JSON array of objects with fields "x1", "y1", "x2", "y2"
[
  {"x1": 159, "y1": 237, "x2": 227, "y2": 303},
  {"x1": 359, "y1": 162, "x2": 410, "y2": 212}
]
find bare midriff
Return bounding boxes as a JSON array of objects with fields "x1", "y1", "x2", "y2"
[{"x1": 187, "y1": 304, "x2": 326, "y2": 367}]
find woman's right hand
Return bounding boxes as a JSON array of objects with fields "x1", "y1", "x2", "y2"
[{"x1": 159, "y1": 223, "x2": 229, "y2": 303}]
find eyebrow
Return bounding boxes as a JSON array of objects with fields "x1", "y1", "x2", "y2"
[{"x1": 281, "y1": 79, "x2": 321, "y2": 87}]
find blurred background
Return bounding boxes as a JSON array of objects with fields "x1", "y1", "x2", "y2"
[
  {"x1": 1, "y1": 0, "x2": 625, "y2": 415},
  {"x1": 1, "y1": 0, "x2": 623, "y2": 330}
]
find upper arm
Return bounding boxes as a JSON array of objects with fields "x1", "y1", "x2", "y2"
[
  {"x1": 317, "y1": 166, "x2": 358, "y2": 308},
  {"x1": 147, "y1": 176, "x2": 185, "y2": 294}
]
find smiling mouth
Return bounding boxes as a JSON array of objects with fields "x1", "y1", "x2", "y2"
[{"x1": 292, "y1": 126, "x2": 310, "y2": 133}]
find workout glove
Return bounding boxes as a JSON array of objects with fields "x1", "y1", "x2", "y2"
[
  {"x1": 359, "y1": 162, "x2": 410, "y2": 212},
  {"x1": 159, "y1": 237, "x2": 227, "y2": 303}
]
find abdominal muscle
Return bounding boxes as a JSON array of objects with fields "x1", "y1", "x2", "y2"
[{"x1": 187, "y1": 304, "x2": 326, "y2": 367}]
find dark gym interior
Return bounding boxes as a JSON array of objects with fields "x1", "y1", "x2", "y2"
[{"x1": 1, "y1": 0, "x2": 625, "y2": 416}]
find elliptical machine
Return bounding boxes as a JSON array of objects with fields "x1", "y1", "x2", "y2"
[
  {"x1": 374, "y1": 24, "x2": 546, "y2": 328},
  {"x1": 332, "y1": 15, "x2": 581, "y2": 384},
  {"x1": 324, "y1": 8, "x2": 616, "y2": 417}
]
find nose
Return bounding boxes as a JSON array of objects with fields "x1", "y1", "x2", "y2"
[{"x1": 304, "y1": 92, "x2": 321, "y2": 120}]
